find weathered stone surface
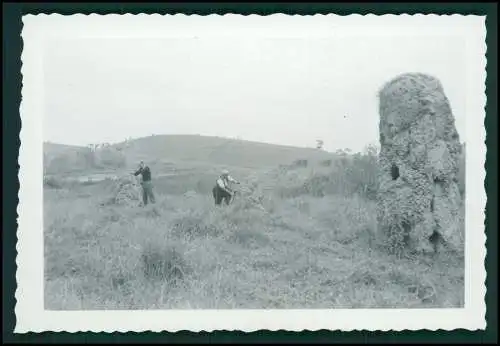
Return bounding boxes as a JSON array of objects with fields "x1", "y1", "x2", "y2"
[{"x1": 376, "y1": 73, "x2": 463, "y2": 252}]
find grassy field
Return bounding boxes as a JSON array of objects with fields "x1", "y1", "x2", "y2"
[{"x1": 43, "y1": 142, "x2": 465, "y2": 310}]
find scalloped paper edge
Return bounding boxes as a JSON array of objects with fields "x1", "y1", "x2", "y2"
[{"x1": 15, "y1": 13, "x2": 487, "y2": 333}]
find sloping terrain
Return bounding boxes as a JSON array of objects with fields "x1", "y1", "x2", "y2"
[
  {"x1": 114, "y1": 134, "x2": 334, "y2": 168},
  {"x1": 44, "y1": 135, "x2": 335, "y2": 175},
  {"x1": 43, "y1": 152, "x2": 464, "y2": 310}
]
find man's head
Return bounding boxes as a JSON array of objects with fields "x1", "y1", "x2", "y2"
[
  {"x1": 221, "y1": 169, "x2": 229, "y2": 177},
  {"x1": 139, "y1": 161, "x2": 145, "y2": 169}
]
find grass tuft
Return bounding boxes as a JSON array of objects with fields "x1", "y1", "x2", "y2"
[{"x1": 141, "y1": 243, "x2": 190, "y2": 283}]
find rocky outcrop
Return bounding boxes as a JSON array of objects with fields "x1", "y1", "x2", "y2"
[{"x1": 377, "y1": 73, "x2": 463, "y2": 253}]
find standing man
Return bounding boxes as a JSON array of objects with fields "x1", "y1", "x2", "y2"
[
  {"x1": 212, "y1": 169, "x2": 240, "y2": 206},
  {"x1": 133, "y1": 161, "x2": 156, "y2": 205}
]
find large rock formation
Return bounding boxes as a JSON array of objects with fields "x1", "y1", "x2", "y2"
[{"x1": 377, "y1": 73, "x2": 463, "y2": 253}]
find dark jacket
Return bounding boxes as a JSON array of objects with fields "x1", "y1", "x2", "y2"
[{"x1": 134, "y1": 166, "x2": 152, "y2": 182}]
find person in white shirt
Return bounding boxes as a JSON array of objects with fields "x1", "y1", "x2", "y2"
[{"x1": 212, "y1": 169, "x2": 240, "y2": 205}]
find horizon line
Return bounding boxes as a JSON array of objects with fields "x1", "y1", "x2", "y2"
[{"x1": 44, "y1": 133, "x2": 382, "y2": 154}]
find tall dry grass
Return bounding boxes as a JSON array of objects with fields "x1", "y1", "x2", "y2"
[{"x1": 44, "y1": 153, "x2": 465, "y2": 310}]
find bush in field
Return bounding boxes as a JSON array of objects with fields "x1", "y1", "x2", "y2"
[
  {"x1": 332, "y1": 147, "x2": 379, "y2": 199},
  {"x1": 277, "y1": 145, "x2": 379, "y2": 200},
  {"x1": 141, "y1": 243, "x2": 190, "y2": 282}
]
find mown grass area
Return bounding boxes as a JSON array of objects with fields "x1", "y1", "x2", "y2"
[{"x1": 44, "y1": 158, "x2": 464, "y2": 310}]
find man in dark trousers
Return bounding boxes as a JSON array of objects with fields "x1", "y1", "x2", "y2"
[
  {"x1": 212, "y1": 169, "x2": 240, "y2": 206},
  {"x1": 133, "y1": 161, "x2": 156, "y2": 205}
]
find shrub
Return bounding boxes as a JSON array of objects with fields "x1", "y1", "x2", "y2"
[
  {"x1": 141, "y1": 243, "x2": 190, "y2": 283},
  {"x1": 275, "y1": 148, "x2": 379, "y2": 200},
  {"x1": 170, "y1": 213, "x2": 221, "y2": 239}
]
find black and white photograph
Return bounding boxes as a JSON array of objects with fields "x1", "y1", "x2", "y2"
[{"x1": 16, "y1": 13, "x2": 486, "y2": 332}]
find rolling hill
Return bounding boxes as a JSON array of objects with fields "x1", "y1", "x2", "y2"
[
  {"x1": 44, "y1": 135, "x2": 336, "y2": 174},
  {"x1": 43, "y1": 142, "x2": 85, "y2": 160},
  {"x1": 115, "y1": 135, "x2": 334, "y2": 167}
]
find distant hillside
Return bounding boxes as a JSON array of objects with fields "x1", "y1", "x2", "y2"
[
  {"x1": 43, "y1": 135, "x2": 335, "y2": 174},
  {"x1": 43, "y1": 142, "x2": 90, "y2": 175},
  {"x1": 113, "y1": 135, "x2": 334, "y2": 168},
  {"x1": 43, "y1": 142, "x2": 85, "y2": 159}
]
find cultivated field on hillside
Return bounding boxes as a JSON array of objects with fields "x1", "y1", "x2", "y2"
[{"x1": 43, "y1": 143, "x2": 465, "y2": 310}]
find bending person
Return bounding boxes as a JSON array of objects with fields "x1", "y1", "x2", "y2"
[{"x1": 212, "y1": 169, "x2": 240, "y2": 206}]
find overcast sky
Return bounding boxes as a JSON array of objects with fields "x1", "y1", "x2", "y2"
[{"x1": 42, "y1": 17, "x2": 469, "y2": 153}]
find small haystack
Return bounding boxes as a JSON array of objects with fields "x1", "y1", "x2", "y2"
[{"x1": 111, "y1": 175, "x2": 143, "y2": 207}]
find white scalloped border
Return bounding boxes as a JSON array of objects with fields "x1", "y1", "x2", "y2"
[{"x1": 16, "y1": 13, "x2": 487, "y2": 333}]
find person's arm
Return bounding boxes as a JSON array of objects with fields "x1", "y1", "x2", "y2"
[{"x1": 133, "y1": 167, "x2": 143, "y2": 176}]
